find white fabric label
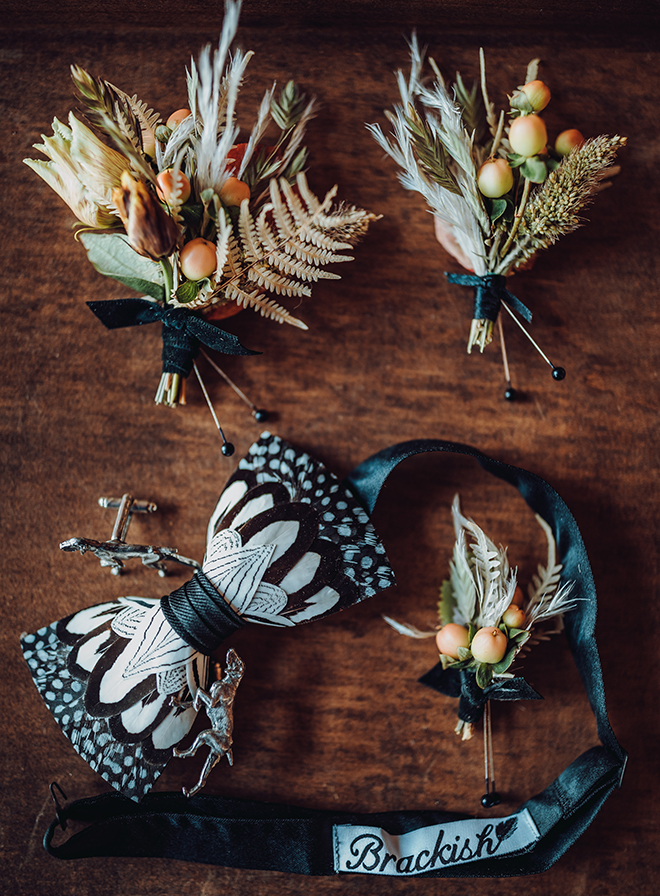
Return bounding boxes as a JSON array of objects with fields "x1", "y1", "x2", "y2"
[{"x1": 333, "y1": 809, "x2": 539, "y2": 876}]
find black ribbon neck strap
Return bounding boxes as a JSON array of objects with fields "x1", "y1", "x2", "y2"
[
  {"x1": 161, "y1": 570, "x2": 246, "y2": 654},
  {"x1": 42, "y1": 439, "x2": 626, "y2": 878},
  {"x1": 87, "y1": 298, "x2": 258, "y2": 378},
  {"x1": 445, "y1": 272, "x2": 532, "y2": 323}
]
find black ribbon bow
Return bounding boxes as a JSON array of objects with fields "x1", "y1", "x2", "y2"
[
  {"x1": 418, "y1": 664, "x2": 543, "y2": 725},
  {"x1": 445, "y1": 273, "x2": 532, "y2": 323},
  {"x1": 87, "y1": 298, "x2": 258, "y2": 379}
]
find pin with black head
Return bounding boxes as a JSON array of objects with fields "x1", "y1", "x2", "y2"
[
  {"x1": 497, "y1": 318, "x2": 518, "y2": 401},
  {"x1": 201, "y1": 350, "x2": 269, "y2": 425},
  {"x1": 480, "y1": 700, "x2": 501, "y2": 808},
  {"x1": 193, "y1": 361, "x2": 235, "y2": 459},
  {"x1": 500, "y1": 301, "x2": 566, "y2": 386}
]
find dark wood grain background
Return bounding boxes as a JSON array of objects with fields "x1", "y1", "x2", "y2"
[{"x1": 1, "y1": 1, "x2": 658, "y2": 893}]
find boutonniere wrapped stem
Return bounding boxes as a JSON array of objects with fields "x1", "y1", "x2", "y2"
[
  {"x1": 25, "y1": 0, "x2": 377, "y2": 447},
  {"x1": 369, "y1": 38, "x2": 626, "y2": 398},
  {"x1": 386, "y1": 495, "x2": 578, "y2": 805}
]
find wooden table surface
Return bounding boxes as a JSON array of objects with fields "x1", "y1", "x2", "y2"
[{"x1": 1, "y1": 2, "x2": 658, "y2": 893}]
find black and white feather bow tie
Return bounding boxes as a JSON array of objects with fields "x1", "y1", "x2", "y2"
[{"x1": 21, "y1": 433, "x2": 395, "y2": 801}]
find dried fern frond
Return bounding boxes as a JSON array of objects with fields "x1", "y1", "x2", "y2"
[
  {"x1": 175, "y1": 172, "x2": 375, "y2": 325},
  {"x1": 448, "y1": 530, "x2": 477, "y2": 624},
  {"x1": 107, "y1": 83, "x2": 161, "y2": 145},
  {"x1": 519, "y1": 135, "x2": 627, "y2": 255},
  {"x1": 225, "y1": 281, "x2": 307, "y2": 328},
  {"x1": 450, "y1": 495, "x2": 515, "y2": 628}
]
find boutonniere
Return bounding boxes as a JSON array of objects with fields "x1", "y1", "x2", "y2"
[
  {"x1": 25, "y1": 0, "x2": 376, "y2": 444},
  {"x1": 386, "y1": 495, "x2": 578, "y2": 806},
  {"x1": 369, "y1": 37, "x2": 625, "y2": 398}
]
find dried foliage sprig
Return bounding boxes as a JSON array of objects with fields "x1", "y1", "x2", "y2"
[
  {"x1": 385, "y1": 496, "x2": 578, "y2": 739},
  {"x1": 24, "y1": 0, "x2": 376, "y2": 408},
  {"x1": 370, "y1": 36, "x2": 626, "y2": 362}
]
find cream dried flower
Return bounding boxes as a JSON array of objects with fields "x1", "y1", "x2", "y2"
[{"x1": 25, "y1": 113, "x2": 128, "y2": 229}]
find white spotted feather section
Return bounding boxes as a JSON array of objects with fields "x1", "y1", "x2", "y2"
[{"x1": 229, "y1": 432, "x2": 396, "y2": 604}]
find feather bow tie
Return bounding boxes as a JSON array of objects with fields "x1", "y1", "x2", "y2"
[{"x1": 21, "y1": 433, "x2": 395, "y2": 801}]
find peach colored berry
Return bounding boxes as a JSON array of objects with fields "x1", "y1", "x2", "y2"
[
  {"x1": 477, "y1": 159, "x2": 514, "y2": 198},
  {"x1": 180, "y1": 238, "x2": 217, "y2": 281},
  {"x1": 166, "y1": 108, "x2": 192, "y2": 130},
  {"x1": 156, "y1": 169, "x2": 191, "y2": 205},
  {"x1": 521, "y1": 80, "x2": 551, "y2": 112},
  {"x1": 509, "y1": 114, "x2": 548, "y2": 157},
  {"x1": 502, "y1": 604, "x2": 526, "y2": 628},
  {"x1": 555, "y1": 129, "x2": 585, "y2": 156},
  {"x1": 435, "y1": 623, "x2": 470, "y2": 659},
  {"x1": 470, "y1": 627, "x2": 508, "y2": 664},
  {"x1": 220, "y1": 176, "x2": 251, "y2": 207}
]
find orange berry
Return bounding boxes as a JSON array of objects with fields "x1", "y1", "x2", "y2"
[
  {"x1": 509, "y1": 114, "x2": 548, "y2": 157},
  {"x1": 166, "y1": 108, "x2": 192, "y2": 130},
  {"x1": 470, "y1": 627, "x2": 508, "y2": 664},
  {"x1": 156, "y1": 169, "x2": 191, "y2": 205},
  {"x1": 180, "y1": 238, "x2": 217, "y2": 281},
  {"x1": 520, "y1": 80, "x2": 551, "y2": 112},
  {"x1": 435, "y1": 623, "x2": 470, "y2": 659},
  {"x1": 477, "y1": 158, "x2": 514, "y2": 198},
  {"x1": 502, "y1": 604, "x2": 526, "y2": 628},
  {"x1": 219, "y1": 176, "x2": 251, "y2": 207},
  {"x1": 555, "y1": 129, "x2": 585, "y2": 156},
  {"x1": 511, "y1": 586, "x2": 524, "y2": 607}
]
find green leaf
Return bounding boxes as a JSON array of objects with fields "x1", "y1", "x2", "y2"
[
  {"x1": 476, "y1": 663, "x2": 493, "y2": 689},
  {"x1": 507, "y1": 152, "x2": 527, "y2": 168},
  {"x1": 80, "y1": 233, "x2": 164, "y2": 300},
  {"x1": 456, "y1": 646, "x2": 472, "y2": 661},
  {"x1": 175, "y1": 279, "x2": 199, "y2": 304},
  {"x1": 491, "y1": 645, "x2": 518, "y2": 674},
  {"x1": 509, "y1": 91, "x2": 534, "y2": 115},
  {"x1": 271, "y1": 80, "x2": 308, "y2": 131},
  {"x1": 468, "y1": 623, "x2": 478, "y2": 642},
  {"x1": 178, "y1": 203, "x2": 204, "y2": 228},
  {"x1": 283, "y1": 146, "x2": 308, "y2": 179},
  {"x1": 547, "y1": 157, "x2": 560, "y2": 171},
  {"x1": 438, "y1": 578, "x2": 456, "y2": 625},
  {"x1": 511, "y1": 630, "x2": 531, "y2": 646},
  {"x1": 489, "y1": 198, "x2": 508, "y2": 222},
  {"x1": 521, "y1": 156, "x2": 548, "y2": 183},
  {"x1": 448, "y1": 658, "x2": 475, "y2": 671}
]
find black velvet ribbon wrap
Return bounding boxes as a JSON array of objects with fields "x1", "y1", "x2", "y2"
[
  {"x1": 418, "y1": 665, "x2": 542, "y2": 725},
  {"x1": 87, "y1": 298, "x2": 258, "y2": 379},
  {"x1": 161, "y1": 571, "x2": 246, "y2": 655},
  {"x1": 445, "y1": 272, "x2": 532, "y2": 323},
  {"x1": 42, "y1": 439, "x2": 626, "y2": 878}
]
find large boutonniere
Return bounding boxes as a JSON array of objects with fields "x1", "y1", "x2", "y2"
[
  {"x1": 369, "y1": 37, "x2": 625, "y2": 397},
  {"x1": 385, "y1": 495, "x2": 578, "y2": 806},
  {"x1": 25, "y1": 0, "x2": 376, "y2": 422}
]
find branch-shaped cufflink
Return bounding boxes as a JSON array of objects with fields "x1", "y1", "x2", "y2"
[{"x1": 59, "y1": 492, "x2": 201, "y2": 576}]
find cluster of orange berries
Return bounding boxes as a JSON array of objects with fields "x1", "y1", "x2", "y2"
[
  {"x1": 152, "y1": 109, "x2": 253, "y2": 281},
  {"x1": 476, "y1": 80, "x2": 585, "y2": 199},
  {"x1": 435, "y1": 587, "x2": 526, "y2": 664}
]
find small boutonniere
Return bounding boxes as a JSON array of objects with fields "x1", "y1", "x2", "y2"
[
  {"x1": 386, "y1": 495, "x2": 579, "y2": 806},
  {"x1": 369, "y1": 37, "x2": 626, "y2": 397}
]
